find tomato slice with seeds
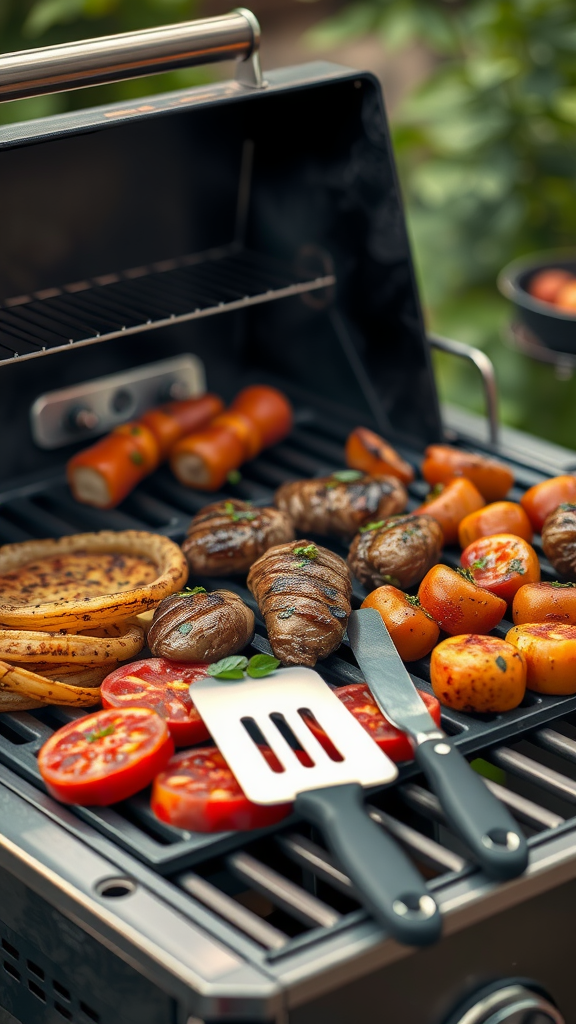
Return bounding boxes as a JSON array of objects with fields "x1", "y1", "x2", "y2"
[
  {"x1": 461, "y1": 533, "x2": 540, "y2": 604},
  {"x1": 38, "y1": 707, "x2": 174, "y2": 806},
  {"x1": 151, "y1": 746, "x2": 293, "y2": 832},
  {"x1": 309, "y1": 683, "x2": 441, "y2": 763},
  {"x1": 101, "y1": 658, "x2": 210, "y2": 746}
]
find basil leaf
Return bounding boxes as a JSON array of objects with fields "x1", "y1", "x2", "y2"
[
  {"x1": 176, "y1": 586, "x2": 206, "y2": 597},
  {"x1": 207, "y1": 655, "x2": 248, "y2": 678},
  {"x1": 247, "y1": 654, "x2": 281, "y2": 678}
]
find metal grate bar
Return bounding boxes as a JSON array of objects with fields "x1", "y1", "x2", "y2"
[
  {"x1": 484, "y1": 779, "x2": 564, "y2": 831},
  {"x1": 532, "y1": 728, "x2": 576, "y2": 763},
  {"x1": 176, "y1": 872, "x2": 288, "y2": 950},
  {"x1": 278, "y1": 834, "x2": 356, "y2": 897},
  {"x1": 490, "y1": 746, "x2": 576, "y2": 802},
  {"x1": 367, "y1": 806, "x2": 467, "y2": 874},
  {"x1": 227, "y1": 852, "x2": 341, "y2": 929}
]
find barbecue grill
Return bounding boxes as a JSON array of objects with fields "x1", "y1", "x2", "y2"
[{"x1": 0, "y1": 11, "x2": 575, "y2": 1024}]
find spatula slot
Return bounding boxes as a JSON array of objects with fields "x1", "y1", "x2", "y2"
[
  {"x1": 298, "y1": 709, "x2": 344, "y2": 763},
  {"x1": 240, "y1": 718, "x2": 286, "y2": 774}
]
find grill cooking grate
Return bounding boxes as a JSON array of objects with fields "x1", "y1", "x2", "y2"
[
  {"x1": 0, "y1": 246, "x2": 335, "y2": 367},
  {"x1": 2, "y1": 404, "x2": 576, "y2": 952}
]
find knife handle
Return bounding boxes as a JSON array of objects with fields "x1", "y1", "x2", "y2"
[
  {"x1": 414, "y1": 739, "x2": 528, "y2": 880},
  {"x1": 295, "y1": 783, "x2": 441, "y2": 946}
]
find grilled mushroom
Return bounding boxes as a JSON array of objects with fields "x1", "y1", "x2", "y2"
[
  {"x1": 275, "y1": 471, "x2": 407, "y2": 541},
  {"x1": 247, "y1": 540, "x2": 352, "y2": 666},
  {"x1": 182, "y1": 499, "x2": 294, "y2": 576},
  {"x1": 347, "y1": 513, "x2": 443, "y2": 590},
  {"x1": 148, "y1": 587, "x2": 255, "y2": 662},
  {"x1": 542, "y1": 503, "x2": 576, "y2": 579}
]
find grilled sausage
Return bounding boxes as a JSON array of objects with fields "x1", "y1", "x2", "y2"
[
  {"x1": 275, "y1": 472, "x2": 407, "y2": 542},
  {"x1": 182, "y1": 499, "x2": 295, "y2": 576},
  {"x1": 542, "y1": 503, "x2": 576, "y2": 579},
  {"x1": 347, "y1": 513, "x2": 443, "y2": 590},
  {"x1": 148, "y1": 588, "x2": 254, "y2": 663},
  {"x1": 247, "y1": 540, "x2": 352, "y2": 666}
]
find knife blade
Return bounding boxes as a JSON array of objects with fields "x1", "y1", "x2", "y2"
[{"x1": 347, "y1": 607, "x2": 528, "y2": 881}]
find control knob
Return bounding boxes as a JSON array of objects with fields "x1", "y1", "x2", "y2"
[{"x1": 446, "y1": 983, "x2": 564, "y2": 1024}]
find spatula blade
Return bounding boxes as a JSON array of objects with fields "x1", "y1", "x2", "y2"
[{"x1": 191, "y1": 667, "x2": 397, "y2": 805}]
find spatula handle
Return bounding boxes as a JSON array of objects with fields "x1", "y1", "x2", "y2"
[
  {"x1": 295, "y1": 783, "x2": 441, "y2": 946},
  {"x1": 414, "y1": 738, "x2": 528, "y2": 880}
]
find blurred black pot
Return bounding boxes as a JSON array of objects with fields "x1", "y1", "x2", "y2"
[{"x1": 498, "y1": 250, "x2": 576, "y2": 354}]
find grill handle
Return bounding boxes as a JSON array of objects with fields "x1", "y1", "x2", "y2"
[
  {"x1": 0, "y1": 7, "x2": 263, "y2": 102},
  {"x1": 429, "y1": 333, "x2": 500, "y2": 447}
]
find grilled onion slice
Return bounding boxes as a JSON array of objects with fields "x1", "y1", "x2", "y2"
[
  {"x1": 0, "y1": 531, "x2": 188, "y2": 630},
  {"x1": 0, "y1": 661, "x2": 101, "y2": 707},
  {"x1": 0, "y1": 622, "x2": 144, "y2": 665}
]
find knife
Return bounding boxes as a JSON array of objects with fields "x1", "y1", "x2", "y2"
[{"x1": 347, "y1": 608, "x2": 528, "y2": 880}]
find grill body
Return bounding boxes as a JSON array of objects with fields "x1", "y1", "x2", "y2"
[{"x1": 0, "y1": 27, "x2": 575, "y2": 1024}]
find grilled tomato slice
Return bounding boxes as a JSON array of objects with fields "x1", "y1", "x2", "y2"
[
  {"x1": 151, "y1": 746, "x2": 293, "y2": 832},
  {"x1": 513, "y1": 581, "x2": 576, "y2": 626},
  {"x1": 101, "y1": 658, "x2": 210, "y2": 747},
  {"x1": 418, "y1": 564, "x2": 506, "y2": 635},
  {"x1": 520, "y1": 475, "x2": 576, "y2": 533},
  {"x1": 421, "y1": 445, "x2": 514, "y2": 502},
  {"x1": 461, "y1": 534, "x2": 540, "y2": 604},
  {"x1": 332, "y1": 683, "x2": 441, "y2": 761},
  {"x1": 361, "y1": 586, "x2": 439, "y2": 661},
  {"x1": 345, "y1": 426, "x2": 414, "y2": 485},
  {"x1": 414, "y1": 477, "x2": 485, "y2": 545},
  {"x1": 430, "y1": 635, "x2": 526, "y2": 713},
  {"x1": 458, "y1": 501, "x2": 533, "y2": 548},
  {"x1": 38, "y1": 707, "x2": 174, "y2": 805},
  {"x1": 506, "y1": 622, "x2": 576, "y2": 694}
]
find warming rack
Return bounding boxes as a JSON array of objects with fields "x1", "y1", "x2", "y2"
[{"x1": 0, "y1": 246, "x2": 335, "y2": 366}]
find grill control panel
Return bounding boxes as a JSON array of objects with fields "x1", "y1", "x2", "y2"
[
  {"x1": 30, "y1": 353, "x2": 205, "y2": 449},
  {"x1": 446, "y1": 983, "x2": 564, "y2": 1024}
]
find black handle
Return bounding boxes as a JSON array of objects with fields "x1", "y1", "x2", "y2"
[
  {"x1": 415, "y1": 739, "x2": 528, "y2": 880},
  {"x1": 295, "y1": 783, "x2": 441, "y2": 946}
]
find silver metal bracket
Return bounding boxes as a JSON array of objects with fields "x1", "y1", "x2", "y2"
[
  {"x1": 30, "y1": 353, "x2": 205, "y2": 450},
  {"x1": 428, "y1": 333, "x2": 500, "y2": 447}
]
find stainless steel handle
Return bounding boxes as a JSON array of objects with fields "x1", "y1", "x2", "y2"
[
  {"x1": 428, "y1": 332, "x2": 500, "y2": 447},
  {"x1": 0, "y1": 7, "x2": 263, "y2": 102}
]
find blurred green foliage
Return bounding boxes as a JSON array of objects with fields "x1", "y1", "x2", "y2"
[
  {"x1": 308, "y1": 0, "x2": 576, "y2": 449},
  {"x1": 0, "y1": 0, "x2": 205, "y2": 125}
]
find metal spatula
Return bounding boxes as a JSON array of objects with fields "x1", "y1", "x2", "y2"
[{"x1": 191, "y1": 666, "x2": 441, "y2": 946}]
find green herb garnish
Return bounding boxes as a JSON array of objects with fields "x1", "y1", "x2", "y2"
[
  {"x1": 509, "y1": 558, "x2": 525, "y2": 574},
  {"x1": 227, "y1": 469, "x2": 242, "y2": 485},
  {"x1": 551, "y1": 580, "x2": 576, "y2": 588},
  {"x1": 495, "y1": 656, "x2": 507, "y2": 672},
  {"x1": 359, "y1": 520, "x2": 385, "y2": 533},
  {"x1": 471, "y1": 557, "x2": 489, "y2": 570},
  {"x1": 86, "y1": 725, "x2": 115, "y2": 743},
  {"x1": 129, "y1": 451, "x2": 144, "y2": 466},
  {"x1": 325, "y1": 469, "x2": 364, "y2": 489},
  {"x1": 294, "y1": 544, "x2": 318, "y2": 569},
  {"x1": 206, "y1": 654, "x2": 280, "y2": 680},
  {"x1": 456, "y1": 567, "x2": 476, "y2": 584},
  {"x1": 206, "y1": 655, "x2": 249, "y2": 680},
  {"x1": 558, "y1": 503, "x2": 576, "y2": 512},
  {"x1": 246, "y1": 654, "x2": 281, "y2": 678},
  {"x1": 177, "y1": 622, "x2": 193, "y2": 635},
  {"x1": 176, "y1": 586, "x2": 206, "y2": 597},
  {"x1": 405, "y1": 593, "x2": 435, "y2": 620},
  {"x1": 278, "y1": 607, "x2": 296, "y2": 619},
  {"x1": 223, "y1": 500, "x2": 256, "y2": 523}
]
